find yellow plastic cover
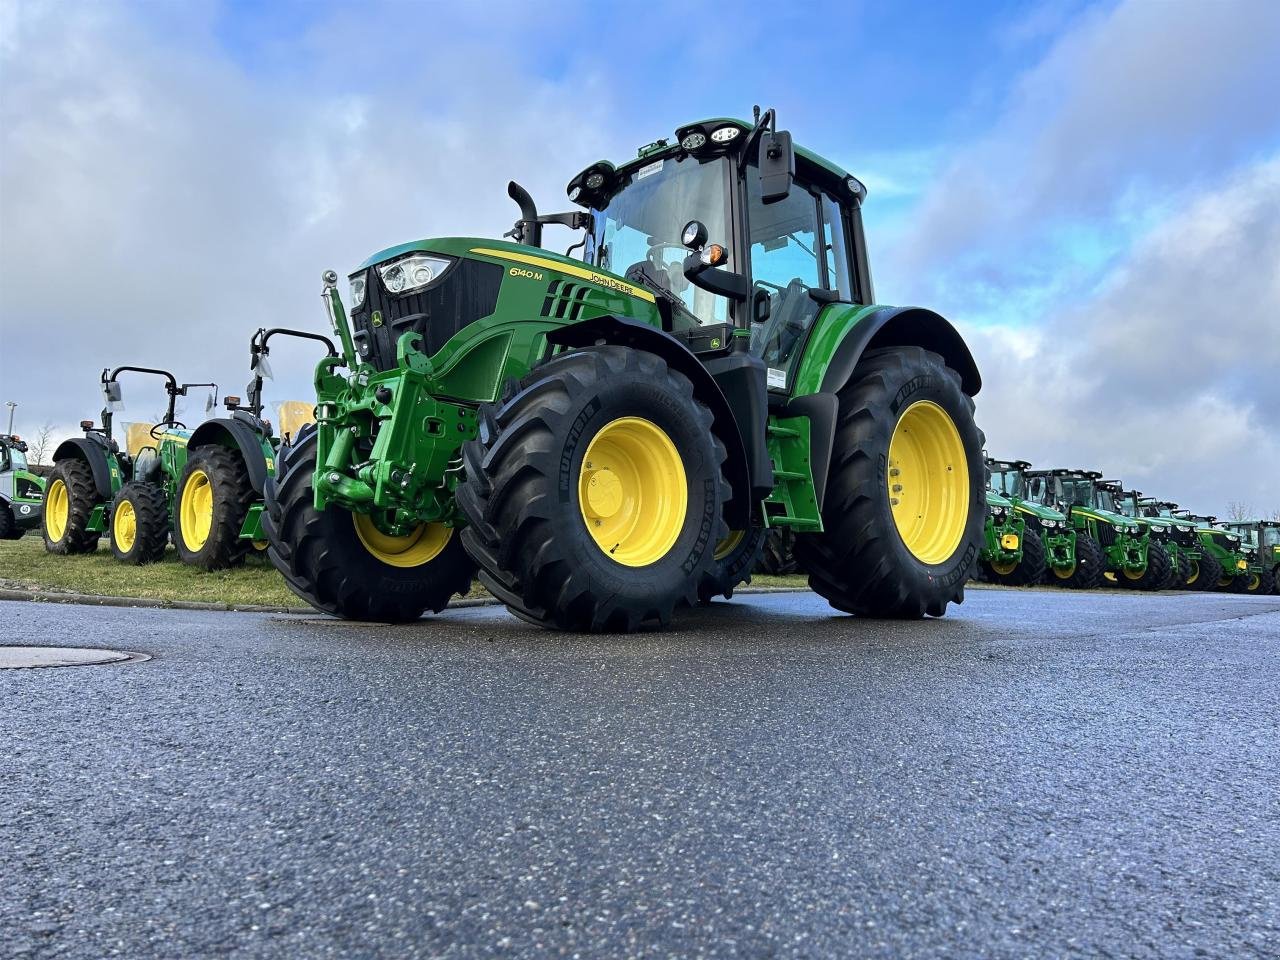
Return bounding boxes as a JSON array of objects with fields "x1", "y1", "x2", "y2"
[
  {"x1": 123, "y1": 422, "x2": 157, "y2": 458},
  {"x1": 275, "y1": 401, "x2": 315, "y2": 442}
]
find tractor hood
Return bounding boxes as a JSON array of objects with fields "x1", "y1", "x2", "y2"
[
  {"x1": 1072, "y1": 506, "x2": 1139, "y2": 530},
  {"x1": 1012, "y1": 500, "x2": 1065, "y2": 523},
  {"x1": 986, "y1": 490, "x2": 1014, "y2": 510}
]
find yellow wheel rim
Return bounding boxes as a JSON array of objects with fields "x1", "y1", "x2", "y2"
[
  {"x1": 990, "y1": 558, "x2": 1018, "y2": 575},
  {"x1": 1052, "y1": 563, "x2": 1076, "y2": 580},
  {"x1": 113, "y1": 499, "x2": 137, "y2": 553},
  {"x1": 887, "y1": 400, "x2": 969, "y2": 565},
  {"x1": 1104, "y1": 571, "x2": 1117, "y2": 582},
  {"x1": 1217, "y1": 575, "x2": 1234, "y2": 587},
  {"x1": 45, "y1": 478, "x2": 69, "y2": 541},
  {"x1": 1123, "y1": 567, "x2": 1145, "y2": 581},
  {"x1": 714, "y1": 530, "x2": 745, "y2": 562},
  {"x1": 179, "y1": 468, "x2": 214, "y2": 551},
  {"x1": 252, "y1": 540, "x2": 269, "y2": 552},
  {"x1": 353, "y1": 513, "x2": 452, "y2": 568},
  {"x1": 578, "y1": 417, "x2": 687, "y2": 567},
  {"x1": 1186, "y1": 561, "x2": 1198, "y2": 584},
  {"x1": 1248, "y1": 573, "x2": 1261, "y2": 590}
]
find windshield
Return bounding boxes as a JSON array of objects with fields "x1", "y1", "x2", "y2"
[
  {"x1": 1116, "y1": 493, "x2": 1139, "y2": 518},
  {"x1": 1060, "y1": 479, "x2": 1097, "y2": 509},
  {"x1": 991, "y1": 468, "x2": 1024, "y2": 498},
  {"x1": 1263, "y1": 527, "x2": 1280, "y2": 547},
  {"x1": 590, "y1": 155, "x2": 731, "y2": 327},
  {"x1": 7, "y1": 447, "x2": 27, "y2": 470}
]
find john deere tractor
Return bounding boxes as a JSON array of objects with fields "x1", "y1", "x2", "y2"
[
  {"x1": 172, "y1": 327, "x2": 330, "y2": 569},
  {"x1": 0, "y1": 434, "x2": 45, "y2": 539},
  {"x1": 977, "y1": 488, "x2": 1034, "y2": 584},
  {"x1": 1098, "y1": 480, "x2": 1171, "y2": 590},
  {"x1": 982, "y1": 458, "x2": 1074, "y2": 586},
  {"x1": 264, "y1": 108, "x2": 987, "y2": 630},
  {"x1": 43, "y1": 367, "x2": 215, "y2": 563},
  {"x1": 1138, "y1": 499, "x2": 1211, "y2": 589},
  {"x1": 1024, "y1": 469, "x2": 1156, "y2": 589},
  {"x1": 1174, "y1": 511, "x2": 1249, "y2": 591},
  {"x1": 1220, "y1": 519, "x2": 1279, "y2": 594}
]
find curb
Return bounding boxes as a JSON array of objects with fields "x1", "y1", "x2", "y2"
[{"x1": 0, "y1": 583, "x2": 811, "y2": 615}]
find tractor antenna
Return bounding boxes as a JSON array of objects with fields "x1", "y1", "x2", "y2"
[{"x1": 753, "y1": 104, "x2": 761, "y2": 124}]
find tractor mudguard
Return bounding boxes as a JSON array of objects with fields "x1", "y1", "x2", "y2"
[
  {"x1": 546, "y1": 315, "x2": 752, "y2": 528},
  {"x1": 188, "y1": 418, "x2": 272, "y2": 495},
  {"x1": 51, "y1": 437, "x2": 118, "y2": 500},
  {"x1": 815, "y1": 306, "x2": 981, "y2": 397}
]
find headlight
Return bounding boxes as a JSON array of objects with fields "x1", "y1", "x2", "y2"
[
  {"x1": 379, "y1": 254, "x2": 452, "y2": 295},
  {"x1": 1177, "y1": 524, "x2": 1193, "y2": 532},
  {"x1": 710, "y1": 125, "x2": 741, "y2": 144},
  {"x1": 349, "y1": 275, "x2": 366, "y2": 309}
]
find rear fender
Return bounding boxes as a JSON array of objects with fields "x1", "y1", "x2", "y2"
[
  {"x1": 188, "y1": 418, "x2": 273, "y2": 495},
  {"x1": 546, "y1": 316, "x2": 752, "y2": 528},
  {"x1": 52, "y1": 437, "x2": 121, "y2": 500}
]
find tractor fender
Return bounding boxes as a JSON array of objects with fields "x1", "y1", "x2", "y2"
[
  {"x1": 817, "y1": 305, "x2": 982, "y2": 397},
  {"x1": 52, "y1": 437, "x2": 117, "y2": 500},
  {"x1": 188, "y1": 418, "x2": 272, "y2": 495},
  {"x1": 546, "y1": 316, "x2": 752, "y2": 529}
]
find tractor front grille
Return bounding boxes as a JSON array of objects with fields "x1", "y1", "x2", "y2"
[
  {"x1": 1095, "y1": 523, "x2": 1118, "y2": 547},
  {"x1": 349, "y1": 257, "x2": 503, "y2": 371}
]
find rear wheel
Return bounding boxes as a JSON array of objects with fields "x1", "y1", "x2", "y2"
[
  {"x1": 1051, "y1": 532, "x2": 1105, "y2": 589},
  {"x1": 42, "y1": 459, "x2": 101, "y2": 555},
  {"x1": 175, "y1": 446, "x2": 256, "y2": 570},
  {"x1": 985, "y1": 525, "x2": 1046, "y2": 586},
  {"x1": 756, "y1": 528, "x2": 799, "y2": 575},
  {"x1": 1132, "y1": 541, "x2": 1171, "y2": 591},
  {"x1": 109, "y1": 481, "x2": 169, "y2": 565},
  {"x1": 457, "y1": 346, "x2": 728, "y2": 632},
  {"x1": 699, "y1": 527, "x2": 766, "y2": 602},
  {"x1": 262, "y1": 428, "x2": 475, "y2": 622},
  {"x1": 1183, "y1": 551, "x2": 1222, "y2": 591},
  {"x1": 794, "y1": 347, "x2": 984, "y2": 619}
]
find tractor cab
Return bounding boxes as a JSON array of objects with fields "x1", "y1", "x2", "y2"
[
  {"x1": 987, "y1": 459, "x2": 1031, "y2": 500},
  {"x1": 1, "y1": 435, "x2": 29, "y2": 472},
  {"x1": 573, "y1": 110, "x2": 872, "y2": 390}
]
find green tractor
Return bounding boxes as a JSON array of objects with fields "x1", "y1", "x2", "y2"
[
  {"x1": 1097, "y1": 480, "x2": 1172, "y2": 590},
  {"x1": 1023, "y1": 469, "x2": 1160, "y2": 589},
  {"x1": 171, "y1": 327, "x2": 332, "y2": 569},
  {"x1": 43, "y1": 367, "x2": 216, "y2": 563},
  {"x1": 0, "y1": 433, "x2": 45, "y2": 539},
  {"x1": 976, "y1": 488, "x2": 1032, "y2": 584},
  {"x1": 981, "y1": 458, "x2": 1075, "y2": 586},
  {"x1": 1172, "y1": 511, "x2": 1249, "y2": 591},
  {"x1": 1138, "y1": 499, "x2": 1214, "y2": 590},
  {"x1": 1131, "y1": 497, "x2": 1203, "y2": 589},
  {"x1": 264, "y1": 108, "x2": 987, "y2": 630},
  {"x1": 1220, "y1": 519, "x2": 1279, "y2": 595}
]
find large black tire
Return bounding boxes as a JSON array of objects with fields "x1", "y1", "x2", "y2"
[
  {"x1": 1244, "y1": 567, "x2": 1274, "y2": 596},
  {"x1": 1131, "y1": 540, "x2": 1171, "y2": 591},
  {"x1": 0, "y1": 504, "x2": 21, "y2": 540},
  {"x1": 1164, "y1": 550, "x2": 1189, "y2": 590},
  {"x1": 985, "y1": 524, "x2": 1046, "y2": 586},
  {"x1": 1183, "y1": 551, "x2": 1222, "y2": 591},
  {"x1": 175, "y1": 446, "x2": 256, "y2": 570},
  {"x1": 756, "y1": 527, "x2": 799, "y2": 575},
  {"x1": 792, "y1": 347, "x2": 985, "y2": 619},
  {"x1": 42, "y1": 458, "x2": 101, "y2": 555},
  {"x1": 699, "y1": 527, "x2": 766, "y2": 603},
  {"x1": 1051, "y1": 532, "x2": 1105, "y2": 589},
  {"x1": 262, "y1": 427, "x2": 475, "y2": 622},
  {"x1": 109, "y1": 481, "x2": 169, "y2": 565},
  {"x1": 457, "y1": 346, "x2": 729, "y2": 632}
]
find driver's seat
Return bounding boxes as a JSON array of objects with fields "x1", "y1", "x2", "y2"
[{"x1": 133, "y1": 447, "x2": 162, "y2": 485}]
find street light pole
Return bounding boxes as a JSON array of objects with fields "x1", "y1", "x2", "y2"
[{"x1": 4, "y1": 401, "x2": 15, "y2": 435}]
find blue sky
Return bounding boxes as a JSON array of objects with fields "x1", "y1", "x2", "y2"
[{"x1": 2, "y1": 0, "x2": 1279, "y2": 515}]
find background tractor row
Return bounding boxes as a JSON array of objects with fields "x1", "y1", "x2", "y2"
[
  {"x1": 0, "y1": 433, "x2": 45, "y2": 539},
  {"x1": 41, "y1": 329, "x2": 327, "y2": 568},
  {"x1": 977, "y1": 458, "x2": 1075, "y2": 586},
  {"x1": 261, "y1": 107, "x2": 989, "y2": 631},
  {"x1": 1221, "y1": 519, "x2": 1280, "y2": 595}
]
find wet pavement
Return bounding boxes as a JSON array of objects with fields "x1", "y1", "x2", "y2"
[{"x1": 3, "y1": 588, "x2": 1279, "y2": 958}]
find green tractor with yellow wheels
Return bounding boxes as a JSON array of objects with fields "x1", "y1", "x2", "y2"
[
  {"x1": 979, "y1": 458, "x2": 1074, "y2": 586},
  {"x1": 1174, "y1": 511, "x2": 1250, "y2": 591},
  {"x1": 264, "y1": 108, "x2": 987, "y2": 631},
  {"x1": 1220, "y1": 519, "x2": 1279, "y2": 595},
  {"x1": 42, "y1": 367, "x2": 215, "y2": 562},
  {"x1": 0, "y1": 434, "x2": 45, "y2": 539}
]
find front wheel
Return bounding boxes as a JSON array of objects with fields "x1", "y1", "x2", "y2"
[
  {"x1": 1051, "y1": 533, "x2": 1105, "y2": 589},
  {"x1": 175, "y1": 446, "x2": 255, "y2": 570},
  {"x1": 42, "y1": 458, "x2": 101, "y2": 555},
  {"x1": 457, "y1": 346, "x2": 729, "y2": 632},
  {"x1": 109, "y1": 481, "x2": 169, "y2": 565},
  {"x1": 1183, "y1": 551, "x2": 1222, "y2": 591},
  {"x1": 262, "y1": 428, "x2": 476, "y2": 622},
  {"x1": 794, "y1": 347, "x2": 985, "y2": 619},
  {"x1": 1243, "y1": 568, "x2": 1274, "y2": 595},
  {"x1": 1132, "y1": 541, "x2": 1171, "y2": 591},
  {"x1": 985, "y1": 524, "x2": 1046, "y2": 587}
]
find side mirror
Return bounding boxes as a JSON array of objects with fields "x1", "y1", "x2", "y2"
[
  {"x1": 758, "y1": 129, "x2": 794, "y2": 204},
  {"x1": 102, "y1": 380, "x2": 124, "y2": 411}
]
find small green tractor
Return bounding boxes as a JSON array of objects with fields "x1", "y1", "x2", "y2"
[
  {"x1": 1173, "y1": 511, "x2": 1249, "y2": 591},
  {"x1": 264, "y1": 108, "x2": 987, "y2": 630},
  {"x1": 171, "y1": 327, "x2": 331, "y2": 569},
  {"x1": 1220, "y1": 519, "x2": 1279, "y2": 595},
  {"x1": 976, "y1": 488, "x2": 1032, "y2": 583},
  {"x1": 0, "y1": 434, "x2": 45, "y2": 539},
  {"x1": 1024, "y1": 469, "x2": 1159, "y2": 589},
  {"x1": 980, "y1": 458, "x2": 1074, "y2": 586},
  {"x1": 43, "y1": 367, "x2": 215, "y2": 563},
  {"x1": 1132, "y1": 497, "x2": 1203, "y2": 589}
]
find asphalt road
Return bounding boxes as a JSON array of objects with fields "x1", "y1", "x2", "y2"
[{"x1": 3, "y1": 587, "x2": 1279, "y2": 959}]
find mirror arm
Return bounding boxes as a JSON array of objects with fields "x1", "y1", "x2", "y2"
[{"x1": 682, "y1": 253, "x2": 750, "y2": 303}]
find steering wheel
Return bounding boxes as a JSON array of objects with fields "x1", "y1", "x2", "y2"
[{"x1": 150, "y1": 421, "x2": 187, "y2": 439}]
